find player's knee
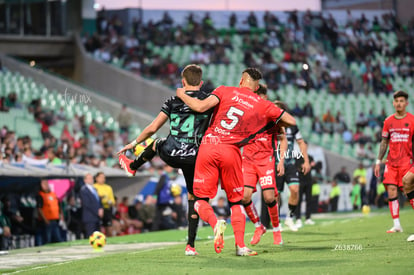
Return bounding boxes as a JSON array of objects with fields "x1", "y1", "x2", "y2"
[
  {"x1": 265, "y1": 199, "x2": 277, "y2": 208},
  {"x1": 263, "y1": 196, "x2": 275, "y2": 205},
  {"x1": 262, "y1": 192, "x2": 275, "y2": 205},
  {"x1": 242, "y1": 189, "x2": 253, "y2": 204},
  {"x1": 387, "y1": 186, "x2": 398, "y2": 198},
  {"x1": 191, "y1": 214, "x2": 198, "y2": 219},
  {"x1": 289, "y1": 184, "x2": 299, "y2": 194}
]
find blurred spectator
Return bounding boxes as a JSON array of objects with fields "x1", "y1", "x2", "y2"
[
  {"x1": 94, "y1": 172, "x2": 115, "y2": 236},
  {"x1": 246, "y1": 11, "x2": 258, "y2": 28},
  {"x1": 329, "y1": 180, "x2": 340, "y2": 212},
  {"x1": 229, "y1": 13, "x2": 237, "y2": 28},
  {"x1": 118, "y1": 196, "x2": 143, "y2": 234},
  {"x1": 353, "y1": 163, "x2": 367, "y2": 205},
  {"x1": 56, "y1": 107, "x2": 66, "y2": 121},
  {"x1": 152, "y1": 165, "x2": 176, "y2": 231},
  {"x1": 117, "y1": 104, "x2": 131, "y2": 135},
  {"x1": 65, "y1": 194, "x2": 83, "y2": 240},
  {"x1": 140, "y1": 195, "x2": 156, "y2": 231},
  {"x1": 350, "y1": 179, "x2": 361, "y2": 210},
  {"x1": 35, "y1": 179, "x2": 63, "y2": 246},
  {"x1": 0, "y1": 199, "x2": 12, "y2": 251},
  {"x1": 291, "y1": 103, "x2": 304, "y2": 117},
  {"x1": 333, "y1": 166, "x2": 351, "y2": 184},
  {"x1": 303, "y1": 102, "x2": 314, "y2": 117},
  {"x1": 80, "y1": 173, "x2": 103, "y2": 238},
  {"x1": 311, "y1": 117, "x2": 323, "y2": 134},
  {"x1": 171, "y1": 195, "x2": 187, "y2": 229},
  {"x1": 212, "y1": 197, "x2": 230, "y2": 220},
  {"x1": 356, "y1": 112, "x2": 368, "y2": 128},
  {"x1": 0, "y1": 96, "x2": 9, "y2": 112},
  {"x1": 366, "y1": 110, "x2": 378, "y2": 129}
]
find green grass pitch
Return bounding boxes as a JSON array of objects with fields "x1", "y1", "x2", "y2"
[{"x1": 1, "y1": 208, "x2": 413, "y2": 274}]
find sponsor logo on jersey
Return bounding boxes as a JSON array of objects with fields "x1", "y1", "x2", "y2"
[
  {"x1": 214, "y1": 126, "x2": 230, "y2": 136},
  {"x1": 266, "y1": 169, "x2": 274, "y2": 175},
  {"x1": 231, "y1": 95, "x2": 254, "y2": 109},
  {"x1": 390, "y1": 132, "x2": 409, "y2": 142},
  {"x1": 170, "y1": 148, "x2": 196, "y2": 157},
  {"x1": 233, "y1": 186, "x2": 243, "y2": 193},
  {"x1": 194, "y1": 178, "x2": 204, "y2": 184}
]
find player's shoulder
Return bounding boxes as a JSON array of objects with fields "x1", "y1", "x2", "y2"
[
  {"x1": 197, "y1": 90, "x2": 212, "y2": 100},
  {"x1": 162, "y1": 95, "x2": 177, "y2": 105},
  {"x1": 407, "y1": 112, "x2": 414, "y2": 120},
  {"x1": 212, "y1": 85, "x2": 227, "y2": 93},
  {"x1": 383, "y1": 114, "x2": 395, "y2": 123}
]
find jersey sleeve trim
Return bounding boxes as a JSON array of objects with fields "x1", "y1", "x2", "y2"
[
  {"x1": 274, "y1": 110, "x2": 285, "y2": 125},
  {"x1": 211, "y1": 94, "x2": 220, "y2": 103},
  {"x1": 161, "y1": 109, "x2": 169, "y2": 116}
]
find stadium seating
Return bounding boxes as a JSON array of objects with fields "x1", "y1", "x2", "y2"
[
  {"x1": 91, "y1": 14, "x2": 414, "y2": 160},
  {"x1": 0, "y1": 69, "x2": 143, "y2": 160}
]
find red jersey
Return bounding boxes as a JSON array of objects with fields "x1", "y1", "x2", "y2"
[
  {"x1": 382, "y1": 112, "x2": 414, "y2": 167},
  {"x1": 243, "y1": 124, "x2": 282, "y2": 161},
  {"x1": 203, "y1": 86, "x2": 284, "y2": 146}
]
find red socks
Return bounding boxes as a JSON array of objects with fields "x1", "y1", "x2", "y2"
[
  {"x1": 244, "y1": 201, "x2": 260, "y2": 224},
  {"x1": 231, "y1": 205, "x2": 246, "y2": 247},
  {"x1": 194, "y1": 200, "x2": 217, "y2": 229},
  {"x1": 388, "y1": 198, "x2": 399, "y2": 219},
  {"x1": 268, "y1": 202, "x2": 280, "y2": 228}
]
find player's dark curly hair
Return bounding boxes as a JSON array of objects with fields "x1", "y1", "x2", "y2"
[
  {"x1": 393, "y1": 90, "x2": 408, "y2": 99},
  {"x1": 274, "y1": 100, "x2": 289, "y2": 112},
  {"x1": 255, "y1": 83, "x2": 267, "y2": 96},
  {"x1": 243, "y1": 68, "x2": 262, "y2": 81}
]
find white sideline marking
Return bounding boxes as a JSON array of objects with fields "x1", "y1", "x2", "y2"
[{"x1": 3, "y1": 261, "x2": 72, "y2": 275}]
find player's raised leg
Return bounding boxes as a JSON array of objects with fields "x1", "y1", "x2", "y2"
[{"x1": 119, "y1": 139, "x2": 158, "y2": 176}]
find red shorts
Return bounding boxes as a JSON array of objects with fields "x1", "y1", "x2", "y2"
[
  {"x1": 243, "y1": 156, "x2": 277, "y2": 194},
  {"x1": 193, "y1": 143, "x2": 244, "y2": 203},
  {"x1": 383, "y1": 164, "x2": 411, "y2": 190}
]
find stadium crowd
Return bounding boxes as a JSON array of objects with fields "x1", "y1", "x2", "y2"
[
  {"x1": 83, "y1": 9, "x2": 410, "y2": 164},
  {"x1": 0, "y1": 91, "x2": 132, "y2": 167},
  {"x1": 84, "y1": 9, "x2": 353, "y2": 93},
  {"x1": 0, "y1": 166, "x2": 194, "y2": 250},
  {"x1": 315, "y1": 10, "x2": 414, "y2": 94}
]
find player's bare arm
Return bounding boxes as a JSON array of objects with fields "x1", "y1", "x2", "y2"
[
  {"x1": 176, "y1": 87, "x2": 219, "y2": 112},
  {"x1": 117, "y1": 112, "x2": 168, "y2": 155},
  {"x1": 277, "y1": 127, "x2": 287, "y2": 176},
  {"x1": 297, "y1": 139, "x2": 310, "y2": 175},
  {"x1": 374, "y1": 137, "x2": 389, "y2": 178}
]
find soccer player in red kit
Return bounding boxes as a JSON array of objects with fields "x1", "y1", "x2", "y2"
[
  {"x1": 241, "y1": 84, "x2": 287, "y2": 246},
  {"x1": 176, "y1": 68, "x2": 296, "y2": 256},
  {"x1": 374, "y1": 91, "x2": 414, "y2": 233}
]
